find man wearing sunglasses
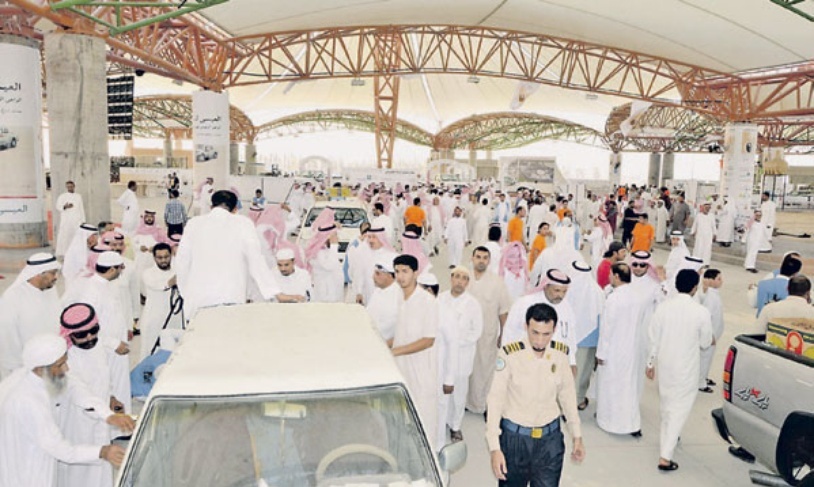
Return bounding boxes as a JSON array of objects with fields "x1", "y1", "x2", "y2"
[{"x1": 58, "y1": 303, "x2": 134, "y2": 487}]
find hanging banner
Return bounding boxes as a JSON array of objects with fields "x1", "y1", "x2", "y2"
[
  {"x1": 192, "y1": 90, "x2": 230, "y2": 191},
  {"x1": 720, "y1": 124, "x2": 758, "y2": 235},
  {"x1": 0, "y1": 38, "x2": 45, "y2": 226}
]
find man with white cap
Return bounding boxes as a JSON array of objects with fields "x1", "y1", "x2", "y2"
[
  {"x1": 274, "y1": 248, "x2": 311, "y2": 302},
  {"x1": 64, "y1": 251, "x2": 132, "y2": 413},
  {"x1": 664, "y1": 230, "x2": 690, "y2": 285},
  {"x1": 57, "y1": 303, "x2": 127, "y2": 487},
  {"x1": 690, "y1": 202, "x2": 717, "y2": 265},
  {"x1": 61, "y1": 223, "x2": 99, "y2": 287},
  {"x1": 0, "y1": 253, "x2": 62, "y2": 379},
  {"x1": 502, "y1": 269, "x2": 578, "y2": 372},
  {"x1": 175, "y1": 190, "x2": 286, "y2": 317},
  {"x1": 365, "y1": 252, "x2": 400, "y2": 341},
  {"x1": 139, "y1": 243, "x2": 184, "y2": 362},
  {"x1": 443, "y1": 206, "x2": 469, "y2": 268},
  {"x1": 437, "y1": 266, "x2": 483, "y2": 445},
  {"x1": 55, "y1": 181, "x2": 86, "y2": 258},
  {"x1": 566, "y1": 260, "x2": 605, "y2": 411},
  {"x1": 116, "y1": 180, "x2": 140, "y2": 235},
  {"x1": 0, "y1": 334, "x2": 133, "y2": 487}
]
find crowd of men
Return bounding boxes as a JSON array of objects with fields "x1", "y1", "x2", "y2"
[{"x1": 0, "y1": 176, "x2": 810, "y2": 487}]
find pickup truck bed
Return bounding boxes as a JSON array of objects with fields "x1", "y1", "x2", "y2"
[{"x1": 712, "y1": 334, "x2": 814, "y2": 486}]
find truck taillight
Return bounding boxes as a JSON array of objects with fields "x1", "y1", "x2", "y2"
[{"x1": 723, "y1": 346, "x2": 737, "y2": 402}]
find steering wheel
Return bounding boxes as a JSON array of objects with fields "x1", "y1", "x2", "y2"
[{"x1": 315, "y1": 444, "x2": 398, "y2": 484}]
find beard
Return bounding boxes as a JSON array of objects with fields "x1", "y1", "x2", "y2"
[
  {"x1": 43, "y1": 369, "x2": 67, "y2": 398},
  {"x1": 157, "y1": 262, "x2": 171, "y2": 271}
]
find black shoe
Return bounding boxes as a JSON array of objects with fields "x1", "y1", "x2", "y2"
[
  {"x1": 630, "y1": 430, "x2": 642, "y2": 438},
  {"x1": 132, "y1": 328, "x2": 141, "y2": 336},
  {"x1": 577, "y1": 398, "x2": 589, "y2": 411},
  {"x1": 699, "y1": 386, "x2": 714, "y2": 393},
  {"x1": 747, "y1": 268, "x2": 759, "y2": 274},
  {"x1": 728, "y1": 446, "x2": 756, "y2": 464},
  {"x1": 706, "y1": 379, "x2": 717, "y2": 386},
  {"x1": 658, "y1": 460, "x2": 679, "y2": 471}
]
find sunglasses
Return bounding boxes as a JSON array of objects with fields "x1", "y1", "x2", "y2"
[
  {"x1": 72, "y1": 324, "x2": 100, "y2": 339},
  {"x1": 631, "y1": 262, "x2": 649, "y2": 268}
]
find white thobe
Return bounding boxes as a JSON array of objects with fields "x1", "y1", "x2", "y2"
[
  {"x1": 371, "y1": 214, "x2": 394, "y2": 244},
  {"x1": 526, "y1": 205, "x2": 546, "y2": 244},
  {"x1": 691, "y1": 213, "x2": 717, "y2": 265},
  {"x1": 760, "y1": 200, "x2": 777, "y2": 240},
  {"x1": 55, "y1": 192, "x2": 85, "y2": 257},
  {"x1": 310, "y1": 246, "x2": 345, "y2": 303},
  {"x1": 274, "y1": 268, "x2": 313, "y2": 300},
  {"x1": 366, "y1": 283, "x2": 401, "y2": 341},
  {"x1": 483, "y1": 241, "x2": 502, "y2": 275},
  {"x1": 175, "y1": 207, "x2": 280, "y2": 318},
  {"x1": 0, "y1": 372, "x2": 107, "y2": 487},
  {"x1": 494, "y1": 201, "x2": 511, "y2": 232},
  {"x1": 656, "y1": 206, "x2": 669, "y2": 242},
  {"x1": 437, "y1": 291, "x2": 483, "y2": 440},
  {"x1": 466, "y1": 271, "x2": 512, "y2": 413},
  {"x1": 393, "y1": 288, "x2": 439, "y2": 449},
  {"x1": 585, "y1": 227, "x2": 610, "y2": 269},
  {"x1": 139, "y1": 266, "x2": 184, "y2": 361},
  {"x1": 58, "y1": 346, "x2": 117, "y2": 487},
  {"x1": 648, "y1": 294, "x2": 713, "y2": 461},
  {"x1": 347, "y1": 242, "x2": 375, "y2": 304},
  {"x1": 471, "y1": 206, "x2": 491, "y2": 245},
  {"x1": 428, "y1": 206, "x2": 444, "y2": 250},
  {"x1": 392, "y1": 200, "x2": 406, "y2": 236},
  {"x1": 0, "y1": 283, "x2": 62, "y2": 379},
  {"x1": 502, "y1": 291, "x2": 577, "y2": 366},
  {"x1": 699, "y1": 288, "x2": 724, "y2": 388},
  {"x1": 744, "y1": 221, "x2": 771, "y2": 269},
  {"x1": 595, "y1": 284, "x2": 645, "y2": 434},
  {"x1": 116, "y1": 189, "x2": 139, "y2": 235},
  {"x1": 716, "y1": 203, "x2": 736, "y2": 243},
  {"x1": 117, "y1": 256, "x2": 141, "y2": 326},
  {"x1": 664, "y1": 245, "x2": 689, "y2": 286},
  {"x1": 503, "y1": 271, "x2": 527, "y2": 301},
  {"x1": 443, "y1": 217, "x2": 468, "y2": 267},
  {"x1": 131, "y1": 233, "x2": 158, "y2": 294},
  {"x1": 64, "y1": 274, "x2": 132, "y2": 413},
  {"x1": 62, "y1": 230, "x2": 94, "y2": 288},
  {"x1": 197, "y1": 183, "x2": 213, "y2": 215}
]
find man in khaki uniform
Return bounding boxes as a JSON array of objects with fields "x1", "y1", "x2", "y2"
[
  {"x1": 487, "y1": 303, "x2": 586, "y2": 486},
  {"x1": 466, "y1": 246, "x2": 513, "y2": 415}
]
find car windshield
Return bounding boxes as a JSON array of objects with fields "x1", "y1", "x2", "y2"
[
  {"x1": 304, "y1": 207, "x2": 368, "y2": 228},
  {"x1": 119, "y1": 386, "x2": 440, "y2": 487}
]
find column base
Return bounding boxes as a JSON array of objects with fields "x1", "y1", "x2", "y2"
[{"x1": 0, "y1": 221, "x2": 49, "y2": 248}]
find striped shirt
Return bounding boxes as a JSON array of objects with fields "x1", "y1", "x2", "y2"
[{"x1": 164, "y1": 199, "x2": 187, "y2": 225}]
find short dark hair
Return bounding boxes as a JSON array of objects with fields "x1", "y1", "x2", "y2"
[
  {"x1": 97, "y1": 221, "x2": 109, "y2": 231},
  {"x1": 482, "y1": 198, "x2": 488, "y2": 205},
  {"x1": 638, "y1": 213, "x2": 648, "y2": 220},
  {"x1": 703, "y1": 268, "x2": 721, "y2": 280},
  {"x1": 211, "y1": 190, "x2": 238, "y2": 211},
  {"x1": 788, "y1": 275, "x2": 811, "y2": 297},
  {"x1": 95, "y1": 264, "x2": 113, "y2": 274},
  {"x1": 525, "y1": 303, "x2": 558, "y2": 327},
  {"x1": 611, "y1": 262, "x2": 631, "y2": 283},
  {"x1": 374, "y1": 202, "x2": 384, "y2": 212},
  {"x1": 473, "y1": 245, "x2": 490, "y2": 256},
  {"x1": 675, "y1": 269, "x2": 700, "y2": 294},
  {"x1": 255, "y1": 189, "x2": 263, "y2": 194},
  {"x1": 488, "y1": 226, "x2": 502, "y2": 242},
  {"x1": 538, "y1": 222, "x2": 549, "y2": 230},
  {"x1": 421, "y1": 283, "x2": 440, "y2": 296},
  {"x1": 780, "y1": 255, "x2": 803, "y2": 278},
  {"x1": 359, "y1": 222, "x2": 371, "y2": 235},
  {"x1": 153, "y1": 242, "x2": 172, "y2": 256},
  {"x1": 394, "y1": 254, "x2": 419, "y2": 272},
  {"x1": 515, "y1": 206, "x2": 525, "y2": 214},
  {"x1": 127, "y1": 180, "x2": 137, "y2": 189},
  {"x1": 169, "y1": 189, "x2": 180, "y2": 198},
  {"x1": 413, "y1": 197, "x2": 421, "y2": 206}
]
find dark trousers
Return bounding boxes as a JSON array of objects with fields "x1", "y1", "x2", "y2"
[
  {"x1": 167, "y1": 223, "x2": 184, "y2": 236},
  {"x1": 499, "y1": 427, "x2": 565, "y2": 487}
]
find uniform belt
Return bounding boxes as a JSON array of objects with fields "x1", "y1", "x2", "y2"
[{"x1": 500, "y1": 418, "x2": 560, "y2": 439}]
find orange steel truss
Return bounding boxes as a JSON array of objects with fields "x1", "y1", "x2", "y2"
[
  {"x1": 372, "y1": 27, "x2": 402, "y2": 169},
  {"x1": 132, "y1": 94, "x2": 256, "y2": 142},
  {"x1": 605, "y1": 103, "x2": 722, "y2": 153}
]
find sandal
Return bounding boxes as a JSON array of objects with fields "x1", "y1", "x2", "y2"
[
  {"x1": 577, "y1": 398, "x2": 589, "y2": 411},
  {"x1": 658, "y1": 461, "x2": 679, "y2": 471},
  {"x1": 699, "y1": 386, "x2": 714, "y2": 394}
]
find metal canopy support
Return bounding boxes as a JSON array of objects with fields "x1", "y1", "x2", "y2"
[{"x1": 372, "y1": 28, "x2": 402, "y2": 169}]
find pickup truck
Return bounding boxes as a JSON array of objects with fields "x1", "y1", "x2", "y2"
[{"x1": 711, "y1": 334, "x2": 814, "y2": 486}]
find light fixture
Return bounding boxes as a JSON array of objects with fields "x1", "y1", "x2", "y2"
[
  {"x1": 351, "y1": 77, "x2": 365, "y2": 87},
  {"x1": 467, "y1": 75, "x2": 480, "y2": 84}
]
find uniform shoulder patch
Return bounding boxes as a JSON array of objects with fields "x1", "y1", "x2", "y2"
[
  {"x1": 502, "y1": 341, "x2": 526, "y2": 355},
  {"x1": 550, "y1": 340, "x2": 570, "y2": 356}
]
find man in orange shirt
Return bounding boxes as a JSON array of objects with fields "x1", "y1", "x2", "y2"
[
  {"x1": 556, "y1": 200, "x2": 570, "y2": 221},
  {"x1": 528, "y1": 222, "x2": 551, "y2": 270},
  {"x1": 403, "y1": 197, "x2": 427, "y2": 236},
  {"x1": 507, "y1": 206, "x2": 527, "y2": 251},
  {"x1": 630, "y1": 213, "x2": 655, "y2": 253}
]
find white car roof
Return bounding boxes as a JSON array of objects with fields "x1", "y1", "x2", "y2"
[
  {"x1": 310, "y1": 199, "x2": 366, "y2": 209},
  {"x1": 148, "y1": 303, "x2": 405, "y2": 398}
]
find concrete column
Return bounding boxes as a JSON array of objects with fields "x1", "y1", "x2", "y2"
[
  {"x1": 0, "y1": 35, "x2": 48, "y2": 248},
  {"x1": 720, "y1": 123, "x2": 759, "y2": 232},
  {"x1": 468, "y1": 149, "x2": 477, "y2": 165},
  {"x1": 245, "y1": 143, "x2": 257, "y2": 164},
  {"x1": 229, "y1": 142, "x2": 239, "y2": 175},
  {"x1": 162, "y1": 131, "x2": 173, "y2": 166},
  {"x1": 45, "y1": 32, "x2": 110, "y2": 226},
  {"x1": 192, "y1": 90, "x2": 230, "y2": 190},
  {"x1": 647, "y1": 152, "x2": 661, "y2": 187},
  {"x1": 661, "y1": 152, "x2": 675, "y2": 185},
  {"x1": 609, "y1": 152, "x2": 622, "y2": 186}
]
